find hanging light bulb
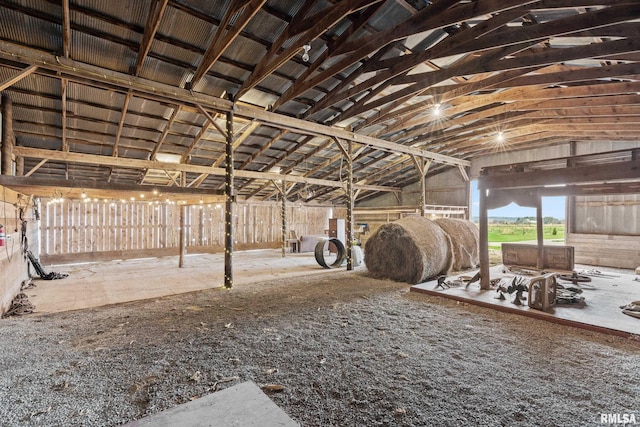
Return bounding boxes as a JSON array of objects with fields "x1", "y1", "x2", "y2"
[
  {"x1": 302, "y1": 44, "x2": 311, "y2": 62},
  {"x1": 432, "y1": 103, "x2": 441, "y2": 117}
]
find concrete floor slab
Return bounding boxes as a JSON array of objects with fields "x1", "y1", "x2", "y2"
[
  {"x1": 122, "y1": 381, "x2": 298, "y2": 427},
  {"x1": 26, "y1": 250, "x2": 356, "y2": 314}
]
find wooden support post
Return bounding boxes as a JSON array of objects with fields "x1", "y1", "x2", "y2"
[
  {"x1": 281, "y1": 187, "x2": 286, "y2": 258},
  {"x1": 418, "y1": 173, "x2": 426, "y2": 217},
  {"x1": 566, "y1": 142, "x2": 576, "y2": 235},
  {"x1": 346, "y1": 139, "x2": 354, "y2": 271},
  {"x1": 1, "y1": 96, "x2": 14, "y2": 175},
  {"x1": 411, "y1": 156, "x2": 431, "y2": 217},
  {"x1": 479, "y1": 186, "x2": 490, "y2": 290},
  {"x1": 224, "y1": 104, "x2": 234, "y2": 289},
  {"x1": 15, "y1": 155, "x2": 24, "y2": 176},
  {"x1": 536, "y1": 192, "x2": 544, "y2": 270},
  {"x1": 465, "y1": 179, "x2": 471, "y2": 220},
  {"x1": 179, "y1": 204, "x2": 186, "y2": 268}
]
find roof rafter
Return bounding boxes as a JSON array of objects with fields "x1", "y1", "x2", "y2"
[
  {"x1": 134, "y1": 0, "x2": 169, "y2": 76},
  {"x1": 236, "y1": 0, "x2": 380, "y2": 100},
  {"x1": 188, "y1": 0, "x2": 267, "y2": 90}
]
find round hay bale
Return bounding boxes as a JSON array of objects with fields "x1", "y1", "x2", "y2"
[
  {"x1": 364, "y1": 216, "x2": 452, "y2": 284},
  {"x1": 434, "y1": 218, "x2": 479, "y2": 270}
]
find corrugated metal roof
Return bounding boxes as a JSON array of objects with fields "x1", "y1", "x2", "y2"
[
  {"x1": 0, "y1": 3, "x2": 61, "y2": 52},
  {"x1": 1, "y1": 1, "x2": 639, "y2": 204}
]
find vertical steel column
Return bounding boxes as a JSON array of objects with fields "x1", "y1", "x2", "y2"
[
  {"x1": 478, "y1": 185, "x2": 490, "y2": 290},
  {"x1": 346, "y1": 139, "x2": 354, "y2": 271},
  {"x1": 1, "y1": 96, "x2": 14, "y2": 175},
  {"x1": 179, "y1": 204, "x2": 186, "y2": 268},
  {"x1": 224, "y1": 106, "x2": 234, "y2": 289}
]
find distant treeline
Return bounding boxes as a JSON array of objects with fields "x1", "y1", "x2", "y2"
[{"x1": 472, "y1": 216, "x2": 565, "y2": 224}]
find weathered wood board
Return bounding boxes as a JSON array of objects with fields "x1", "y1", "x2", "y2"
[{"x1": 502, "y1": 243, "x2": 575, "y2": 271}]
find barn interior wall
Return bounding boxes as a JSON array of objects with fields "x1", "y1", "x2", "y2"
[
  {"x1": 356, "y1": 168, "x2": 468, "y2": 209},
  {"x1": 0, "y1": 186, "x2": 38, "y2": 316},
  {"x1": 470, "y1": 144, "x2": 571, "y2": 179},
  {"x1": 38, "y1": 199, "x2": 337, "y2": 264},
  {"x1": 473, "y1": 141, "x2": 640, "y2": 269},
  {"x1": 566, "y1": 141, "x2": 640, "y2": 269},
  {"x1": 573, "y1": 194, "x2": 640, "y2": 235}
]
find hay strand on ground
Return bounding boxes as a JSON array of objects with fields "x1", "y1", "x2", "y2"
[
  {"x1": 434, "y1": 218, "x2": 479, "y2": 270},
  {"x1": 364, "y1": 216, "x2": 452, "y2": 284}
]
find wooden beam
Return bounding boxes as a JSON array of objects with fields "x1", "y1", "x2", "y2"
[
  {"x1": 0, "y1": 175, "x2": 224, "y2": 198},
  {"x1": 224, "y1": 104, "x2": 234, "y2": 288},
  {"x1": 237, "y1": 129, "x2": 287, "y2": 170},
  {"x1": 536, "y1": 193, "x2": 544, "y2": 270},
  {"x1": 279, "y1": 0, "x2": 538, "y2": 104},
  {"x1": 60, "y1": 78, "x2": 68, "y2": 151},
  {"x1": 61, "y1": 0, "x2": 71, "y2": 58},
  {"x1": 113, "y1": 90, "x2": 133, "y2": 157},
  {"x1": 196, "y1": 104, "x2": 227, "y2": 138},
  {"x1": 238, "y1": 0, "x2": 316, "y2": 101},
  {"x1": 345, "y1": 138, "x2": 354, "y2": 271},
  {"x1": 411, "y1": 156, "x2": 431, "y2": 217},
  {"x1": 135, "y1": 0, "x2": 169, "y2": 76},
  {"x1": 12, "y1": 145, "x2": 398, "y2": 195},
  {"x1": 480, "y1": 160, "x2": 640, "y2": 190},
  {"x1": 189, "y1": 0, "x2": 267, "y2": 90},
  {"x1": 237, "y1": 0, "x2": 377, "y2": 99},
  {"x1": 0, "y1": 64, "x2": 38, "y2": 91},
  {"x1": 353, "y1": 36, "x2": 640, "y2": 121},
  {"x1": 322, "y1": 9, "x2": 528, "y2": 120},
  {"x1": 1, "y1": 96, "x2": 14, "y2": 176},
  {"x1": 164, "y1": 170, "x2": 180, "y2": 187},
  {"x1": 179, "y1": 204, "x2": 186, "y2": 268},
  {"x1": 479, "y1": 186, "x2": 490, "y2": 290},
  {"x1": 150, "y1": 105, "x2": 181, "y2": 159},
  {"x1": 271, "y1": 2, "x2": 385, "y2": 111},
  {"x1": 212, "y1": 120, "x2": 259, "y2": 167},
  {"x1": 181, "y1": 118, "x2": 213, "y2": 163},
  {"x1": 24, "y1": 158, "x2": 47, "y2": 177},
  {"x1": 0, "y1": 40, "x2": 468, "y2": 167}
]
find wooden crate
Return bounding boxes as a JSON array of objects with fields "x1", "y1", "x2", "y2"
[{"x1": 502, "y1": 243, "x2": 574, "y2": 271}]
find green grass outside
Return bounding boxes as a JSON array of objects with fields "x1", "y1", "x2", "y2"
[{"x1": 487, "y1": 224, "x2": 565, "y2": 250}]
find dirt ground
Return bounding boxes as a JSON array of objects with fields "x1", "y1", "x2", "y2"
[{"x1": 0, "y1": 269, "x2": 639, "y2": 426}]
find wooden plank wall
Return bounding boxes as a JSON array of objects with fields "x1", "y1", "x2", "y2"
[
  {"x1": 566, "y1": 233, "x2": 640, "y2": 269},
  {"x1": 568, "y1": 194, "x2": 640, "y2": 269},
  {"x1": 40, "y1": 199, "x2": 336, "y2": 262}
]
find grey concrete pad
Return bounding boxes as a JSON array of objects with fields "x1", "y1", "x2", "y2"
[
  {"x1": 122, "y1": 381, "x2": 298, "y2": 427},
  {"x1": 27, "y1": 250, "x2": 358, "y2": 314}
]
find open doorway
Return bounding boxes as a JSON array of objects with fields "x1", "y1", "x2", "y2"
[{"x1": 470, "y1": 180, "x2": 566, "y2": 248}]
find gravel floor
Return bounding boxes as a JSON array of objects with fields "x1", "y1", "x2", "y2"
[{"x1": 0, "y1": 270, "x2": 639, "y2": 426}]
